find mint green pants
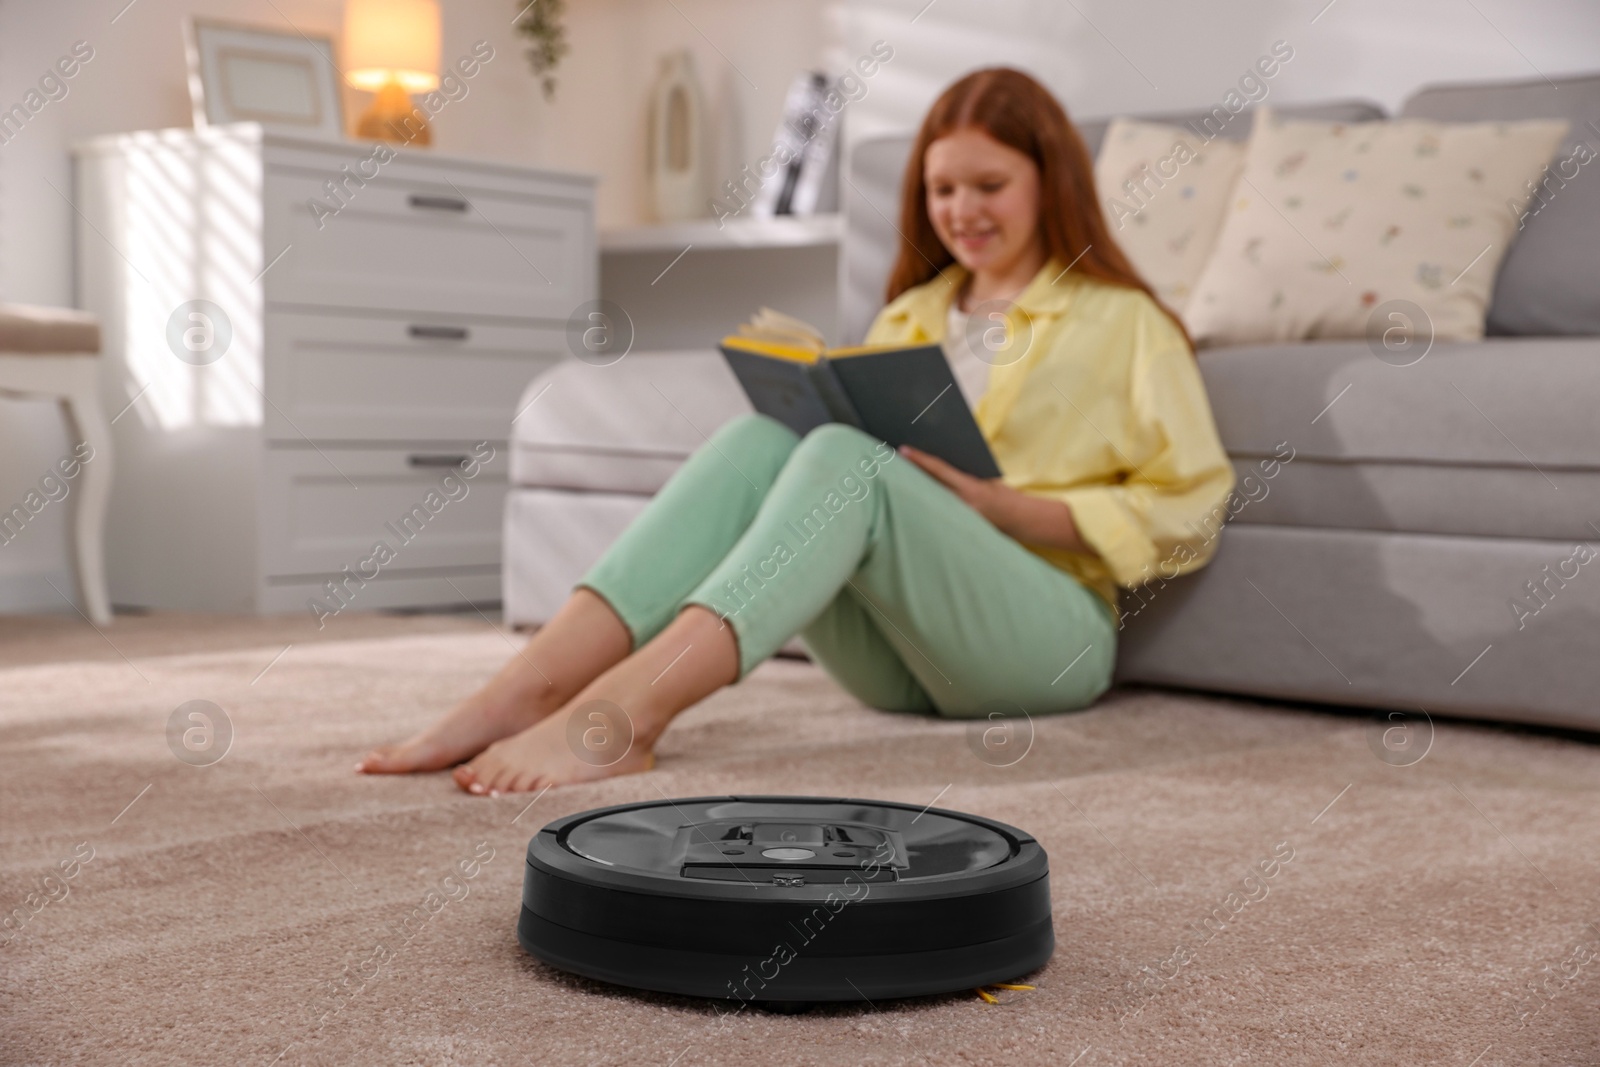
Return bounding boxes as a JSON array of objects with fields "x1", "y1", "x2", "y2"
[{"x1": 580, "y1": 414, "x2": 1116, "y2": 718}]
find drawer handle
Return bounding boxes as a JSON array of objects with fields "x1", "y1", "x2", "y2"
[
  {"x1": 408, "y1": 324, "x2": 470, "y2": 341},
  {"x1": 408, "y1": 454, "x2": 470, "y2": 469},
  {"x1": 408, "y1": 194, "x2": 470, "y2": 212}
]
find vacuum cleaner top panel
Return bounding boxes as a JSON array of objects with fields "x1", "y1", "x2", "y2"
[{"x1": 551, "y1": 796, "x2": 1023, "y2": 886}]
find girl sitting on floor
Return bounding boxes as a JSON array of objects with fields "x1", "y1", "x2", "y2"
[{"x1": 359, "y1": 67, "x2": 1235, "y2": 793}]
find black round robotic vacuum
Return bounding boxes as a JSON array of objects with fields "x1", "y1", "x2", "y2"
[{"x1": 517, "y1": 795, "x2": 1052, "y2": 1003}]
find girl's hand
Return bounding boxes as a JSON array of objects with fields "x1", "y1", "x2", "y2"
[
  {"x1": 898, "y1": 444, "x2": 1088, "y2": 555},
  {"x1": 898, "y1": 444, "x2": 1009, "y2": 524}
]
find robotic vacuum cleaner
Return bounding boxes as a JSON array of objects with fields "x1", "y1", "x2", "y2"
[{"x1": 517, "y1": 795, "x2": 1052, "y2": 1003}]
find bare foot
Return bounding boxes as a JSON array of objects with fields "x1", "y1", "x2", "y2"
[
  {"x1": 452, "y1": 699, "x2": 659, "y2": 795},
  {"x1": 357, "y1": 677, "x2": 557, "y2": 775},
  {"x1": 450, "y1": 604, "x2": 736, "y2": 794},
  {"x1": 358, "y1": 589, "x2": 637, "y2": 776}
]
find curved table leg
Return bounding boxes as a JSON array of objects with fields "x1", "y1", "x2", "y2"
[{"x1": 60, "y1": 360, "x2": 114, "y2": 625}]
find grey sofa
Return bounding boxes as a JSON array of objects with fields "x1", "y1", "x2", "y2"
[{"x1": 506, "y1": 72, "x2": 1600, "y2": 733}]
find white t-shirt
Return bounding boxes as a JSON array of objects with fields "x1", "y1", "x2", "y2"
[{"x1": 943, "y1": 303, "x2": 992, "y2": 409}]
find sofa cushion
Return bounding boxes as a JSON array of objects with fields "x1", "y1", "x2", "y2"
[
  {"x1": 1201, "y1": 337, "x2": 1600, "y2": 466},
  {"x1": 510, "y1": 350, "x2": 750, "y2": 494},
  {"x1": 1227, "y1": 457, "x2": 1599, "y2": 542},
  {"x1": 512, "y1": 339, "x2": 1599, "y2": 543},
  {"x1": 1183, "y1": 108, "x2": 1569, "y2": 346},
  {"x1": 1093, "y1": 118, "x2": 1247, "y2": 312},
  {"x1": 1401, "y1": 72, "x2": 1600, "y2": 337},
  {"x1": 1200, "y1": 337, "x2": 1600, "y2": 541}
]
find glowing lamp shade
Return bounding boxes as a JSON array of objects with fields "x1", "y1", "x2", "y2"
[
  {"x1": 343, "y1": 0, "x2": 441, "y2": 144},
  {"x1": 344, "y1": 0, "x2": 441, "y2": 92}
]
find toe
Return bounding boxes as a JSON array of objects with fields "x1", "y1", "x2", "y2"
[
  {"x1": 476, "y1": 758, "x2": 513, "y2": 794},
  {"x1": 505, "y1": 771, "x2": 541, "y2": 794},
  {"x1": 452, "y1": 763, "x2": 478, "y2": 792},
  {"x1": 464, "y1": 751, "x2": 509, "y2": 794}
]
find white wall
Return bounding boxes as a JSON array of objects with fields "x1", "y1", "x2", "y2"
[{"x1": 0, "y1": 0, "x2": 824, "y2": 612}]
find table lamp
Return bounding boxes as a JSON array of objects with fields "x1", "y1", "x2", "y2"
[{"x1": 344, "y1": 0, "x2": 441, "y2": 145}]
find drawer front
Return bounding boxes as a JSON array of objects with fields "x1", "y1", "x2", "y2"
[
  {"x1": 263, "y1": 167, "x2": 595, "y2": 320},
  {"x1": 264, "y1": 311, "x2": 564, "y2": 442},
  {"x1": 261, "y1": 445, "x2": 508, "y2": 580}
]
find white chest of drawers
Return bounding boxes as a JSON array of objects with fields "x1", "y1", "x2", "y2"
[{"x1": 74, "y1": 125, "x2": 596, "y2": 614}]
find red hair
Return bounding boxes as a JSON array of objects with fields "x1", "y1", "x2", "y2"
[{"x1": 886, "y1": 67, "x2": 1190, "y2": 345}]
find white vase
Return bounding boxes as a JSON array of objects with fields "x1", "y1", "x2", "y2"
[{"x1": 648, "y1": 49, "x2": 707, "y2": 223}]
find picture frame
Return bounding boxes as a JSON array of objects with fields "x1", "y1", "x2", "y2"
[{"x1": 184, "y1": 18, "x2": 344, "y2": 139}]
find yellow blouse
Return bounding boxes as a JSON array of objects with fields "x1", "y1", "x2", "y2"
[{"x1": 865, "y1": 259, "x2": 1236, "y2": 614}]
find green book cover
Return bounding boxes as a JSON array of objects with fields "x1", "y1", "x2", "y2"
[{"x1": 718, "y1": 329, "x2": 1001, "y2": 479}]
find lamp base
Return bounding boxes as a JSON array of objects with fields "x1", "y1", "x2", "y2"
[{"x1": 356, "y1": 80, "x2": 430, "y2": 146}]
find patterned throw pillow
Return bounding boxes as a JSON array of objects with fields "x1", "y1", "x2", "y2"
[
  {"x1": 1094, "y1": 118, "x2": 1246, "y2": 313},
  {"x1": 1183, "y1": 107, "x2": 1569, "y2": 345}
]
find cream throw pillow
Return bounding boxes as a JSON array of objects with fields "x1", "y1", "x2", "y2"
[
  {"x1": 1095, "y1": 118, "x2": 1246, "y2": 312},
  {"x1": 1183, "y1": 107, "x2": 1569, "y2": 345}
]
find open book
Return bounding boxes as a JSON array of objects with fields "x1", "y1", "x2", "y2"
[{"x1": 717, "y1": 308, "x2": 1001, "y2": 478}]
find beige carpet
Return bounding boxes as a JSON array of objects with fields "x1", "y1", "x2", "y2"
[{"x1": 2, "y1": 615, "x2": 1597, "y2": 1066}]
